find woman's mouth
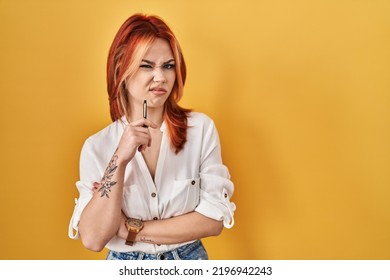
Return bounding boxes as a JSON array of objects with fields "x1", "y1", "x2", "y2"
[{"x1": 150, "y1": 87, "x2": 167, "y2": 95}]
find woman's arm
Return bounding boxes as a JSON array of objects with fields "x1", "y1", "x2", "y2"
[
  {"x1": 78, "y1": 152, "x2": 126, "y2": 252},
  {"x1": 117, "y1": 212, "x2": 223, "y2": 245},
  {"x1": 78, "y1": 118, "x2": 157, "y2": 252}
]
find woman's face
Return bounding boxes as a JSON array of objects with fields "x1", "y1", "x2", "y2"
[{"x1": 126, "y1": 38, "x2": 176, "y2": 109}]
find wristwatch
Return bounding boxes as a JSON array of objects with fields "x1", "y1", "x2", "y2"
[{"x1": 125, "y1": 218, "x2": 144, "y2": 246}]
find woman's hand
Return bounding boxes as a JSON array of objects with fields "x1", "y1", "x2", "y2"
[{"x1": 116, "y1": 118, "x2": 158, "y2": 165}]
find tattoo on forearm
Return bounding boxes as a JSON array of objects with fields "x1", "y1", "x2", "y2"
[{"x1": 98, "y1": 154, "x2": 118, "y2": 198}]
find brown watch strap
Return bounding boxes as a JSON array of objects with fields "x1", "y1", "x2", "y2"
[{"x1": 125, "y1": 230, "x2": 138, "y2": 246}]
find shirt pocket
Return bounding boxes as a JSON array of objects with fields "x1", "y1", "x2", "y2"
[{"x1": 171, "y1": 178, "x2": 201, "y2": 215}]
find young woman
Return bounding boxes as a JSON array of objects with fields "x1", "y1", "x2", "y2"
[{"x1": 68, "y1": 13, "x2": 235, "y2": 260}]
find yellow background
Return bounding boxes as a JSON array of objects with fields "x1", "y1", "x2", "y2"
[{"x1": 0, "y1": 0, "x2": 389, "y2": 259}]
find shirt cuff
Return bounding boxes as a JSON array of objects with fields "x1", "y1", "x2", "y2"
[
  {"x1": 68, "y1": 181, "x2": 94, "y2": 239},
  {"x1": 195, "y1": 188, "x2": 236, "y2": 228}
]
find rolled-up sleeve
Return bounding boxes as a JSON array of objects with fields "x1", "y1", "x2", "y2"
[
  {"x1": 68, "y1": 138, "x2": 101, "y2": 239},
  {"x1": 68, "y1": 181, "x2": 94, "y2": 239},
  {"x1": 195, "y1": 119, "x2": 236, "y2": 228}
]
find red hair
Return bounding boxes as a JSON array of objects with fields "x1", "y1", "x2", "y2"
[{"x1": 106, "y1": 14, "x2": 191, "y2": 153}]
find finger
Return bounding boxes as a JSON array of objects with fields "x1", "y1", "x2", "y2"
[
  {"x1": 92, "y1": 182, "x2": 101, "y2": 193},
  {"x1": 128, "y1": 128, "x2": 152, "y2": 144},
  {"x1": 134, "y1": 134, "x2": 151, "y2": 151},
  {"x1": 128, "y1": 126, "x2": 152, "y2": 146},
  {"x1": 138, "y1": 143, "x2": 148, "y2": 152},
  {"x1": 130, "y1": 118, "x2": 158, "y2": 129}
]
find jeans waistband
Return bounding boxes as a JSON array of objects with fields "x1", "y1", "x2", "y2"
[{"x1": 106, "y1": 240, "x2": 207, "y2": 260}]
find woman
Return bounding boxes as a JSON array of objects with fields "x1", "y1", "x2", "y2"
[{"x1": 68, "y1": 13, "x2": 235, "y2": 260}]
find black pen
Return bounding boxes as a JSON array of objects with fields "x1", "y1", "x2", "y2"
[{"x1": 143, "y1": 100, "x2": 148, "y2": 127}]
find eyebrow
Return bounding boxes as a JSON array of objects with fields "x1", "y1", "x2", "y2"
[{"x1": 141, "y1": 59, "x2": 175, "y2": 65}]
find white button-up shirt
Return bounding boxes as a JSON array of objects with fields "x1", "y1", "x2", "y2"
[{"x1": 68, "y1": 112, "x2": 235, "y2": 253}]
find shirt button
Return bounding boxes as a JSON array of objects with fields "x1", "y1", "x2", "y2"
[
  {"x1": 151, "y1": 192, "x2": 156, "y2": 198},
  {"x1": 191, "y1": 180, "x2": 196, "y2": 185},
  {"x1": 224, "y1": 193, "x2": 228, "y2": 198},
  {"x1": 153, "y1": 217, "x2": 158, "y2": 220}
]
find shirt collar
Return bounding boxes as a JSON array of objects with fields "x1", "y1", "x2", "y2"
[{"x1": 160, "y1": 121, "x2": 166, "y2": 132}]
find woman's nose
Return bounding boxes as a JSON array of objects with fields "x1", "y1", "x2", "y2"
[{"x1": 153, "y1": 68, "x2": 166, "y2": 83}]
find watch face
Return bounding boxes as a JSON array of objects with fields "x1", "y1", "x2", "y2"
[{"x1": 127, "y1": 218, "x2": 143, "y2": 230}]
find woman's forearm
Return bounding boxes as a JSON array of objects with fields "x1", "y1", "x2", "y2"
[
  {"x1": 118, "y1": 212, "x2": 223, "y2": 246},
  {"x1": 78, "y1": 153, "x2": 127, "y2": 252}
]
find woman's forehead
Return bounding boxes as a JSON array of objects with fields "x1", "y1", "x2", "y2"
[{"x1": 142, "y1": 38, "x2": 174, "y2": 62}]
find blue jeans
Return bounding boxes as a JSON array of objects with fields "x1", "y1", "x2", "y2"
[{"x1": 106, "y1": 240, "x2": 208, "y2": 260}]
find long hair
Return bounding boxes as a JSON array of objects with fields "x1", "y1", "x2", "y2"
[{"x1": 106, "y1": 14, "x2": 191, "y2": 153}]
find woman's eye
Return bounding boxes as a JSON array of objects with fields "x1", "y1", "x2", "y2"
[
  {"x1": 164, "y1": 64, "x2": 175, "y2": 69},
  {"x1": 140, "y1": 64, "x2": 152, "y2": 69}
]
